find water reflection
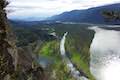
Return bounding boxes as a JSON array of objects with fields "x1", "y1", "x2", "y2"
[{"x1": 89, "y1": 26, "x2": 120, "y2": 80}]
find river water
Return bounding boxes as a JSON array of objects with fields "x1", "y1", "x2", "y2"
[
  {"x1": 89, "y1": 26, "x2": 120, "y2": 80},
  {"x1": 60, "y1": 32, "x2": 88, "y2": 80}
]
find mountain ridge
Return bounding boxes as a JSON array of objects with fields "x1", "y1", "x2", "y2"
[{"x1": 48, "y1": 3, "x2": 120, "y2": 25}]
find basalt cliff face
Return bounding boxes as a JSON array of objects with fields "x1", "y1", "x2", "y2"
[
  {"x1": 0, "y1": 0, "x2": 15, "y2": 79},
  {"x1": 0, "y1": 0, "x2": 46, "y2": 80}
]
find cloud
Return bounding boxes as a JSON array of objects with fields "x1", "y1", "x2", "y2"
[{"x1": 6, "y1": 0, "x2": 120, "y2": 19}]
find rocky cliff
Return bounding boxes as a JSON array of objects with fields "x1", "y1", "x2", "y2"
[{"x1": 0, "y1": 0, "x2": 46, "y2": 80}]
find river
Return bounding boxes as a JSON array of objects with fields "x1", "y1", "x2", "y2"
[
  {"x1": 89, "y1": 26, "x2": 120, "y2": 80},
  {"x1": 60, "y1": 32, "x2": 88, "y2": 80}
]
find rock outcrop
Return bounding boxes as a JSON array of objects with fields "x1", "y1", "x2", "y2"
[
  {"x1": 0, "y1": 0, "x2": 46, "y2": 80},
  {"x1": 0, "y1": 0, "x2": 15, "y2": 79}
]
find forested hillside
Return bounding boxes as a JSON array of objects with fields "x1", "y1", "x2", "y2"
[{"x1": 11, "y1": 22, "x2": 95, "y2": 80}]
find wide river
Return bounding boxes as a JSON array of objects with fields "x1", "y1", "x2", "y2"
[
  {"x1": 89, "y1": 26, "x2": 120, "y2": 80},
  {"x1": 60, "y1": 26, "x2": 120, "y2": 80}
]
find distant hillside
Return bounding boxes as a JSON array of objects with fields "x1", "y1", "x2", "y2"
[
  {"x1": 48, "y1": 3, "x2": 120, "y2": 25},
  {"x1": 9, "y1": 20, "x2": 40, "y2": 27}
]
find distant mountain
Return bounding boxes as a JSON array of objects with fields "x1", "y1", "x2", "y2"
[
  {"x1": 48, "y1": 3, "x2": 120, "y2": 25},
  {"x1": 8, "y1": 15, "x2": 48, "y2": 21},
  {"x1": 9, "y1": 20, "x2": 38, "y2": 27},
  {"x1": 9, "y1": 20, "x2": 51, "y2": 27}
]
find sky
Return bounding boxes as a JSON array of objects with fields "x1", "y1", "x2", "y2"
[{"x1": 6, "y1": 0, "x2": 120, "y2": 20}]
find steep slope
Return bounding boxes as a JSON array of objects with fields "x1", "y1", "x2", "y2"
[
  {"x1": 0, "y1": 0, "x2": 15, "y2": 79},
  {"x1": 0, "y1": 0, "x2": 46, "y2": 80}
]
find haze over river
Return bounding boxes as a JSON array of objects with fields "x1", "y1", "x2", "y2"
[{"x1": 89, "y1": 26, "x2": 120, "y2": 80}]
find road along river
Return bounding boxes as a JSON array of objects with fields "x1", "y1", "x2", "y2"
[{"x1": 60, "y1": 32, "x2": 88, "y2": 80}]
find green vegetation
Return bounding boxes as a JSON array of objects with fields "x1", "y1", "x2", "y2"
[
  {"x1": 61, "y1": 26, "x2": 95, "y2": 80},
  {"x1": 39, "y1": 40, "x2": 59, "y2": 58},
  {"x1": 65, "y1": 38, "x2": 95, "y2": 80},
  {"x1": 37, "y1": 40, "x2": 75, "y2": 80},
  {"x1": 12, "y1": 23, "x2": 95, "y2": 80}
]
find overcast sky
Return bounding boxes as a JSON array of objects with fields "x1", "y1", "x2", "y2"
[{"x1": 6, "y1": 0, "x2": 120, "y2": 20}]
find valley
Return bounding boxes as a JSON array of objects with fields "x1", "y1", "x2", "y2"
[
  {"x1": 11, "y1": 20, "x2": 120, "y2": 80},
  {"x1": 11, "y1": 22, "x2": 95, "y2": 80}
]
